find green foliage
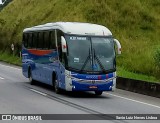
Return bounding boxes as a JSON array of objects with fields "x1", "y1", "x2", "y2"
[
  {"x1": 0, "y1": 51, "x2": 21, "y2": 66},
  {"x1": 154, "y1": 47, "x2": 160, "y2": 67},
  {"x1": 0, "y1": 0, "x2": 160, "y2": 80},
  {"x1": 153, "y1": 47, "x2": 160, "y2": 78},
  {"x1": 117, "y1": 66, "x2": 160, "y2": 83}
]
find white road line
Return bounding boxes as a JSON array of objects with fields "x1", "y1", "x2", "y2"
[
  {"x1": 0, "y1": 63, "x2": 21, "y2": 70},
  {"x1": 105, "y1": 92, "x2": 160, "y2": 109},
  {"x1": 30, "y1": 89, "x2": 47, "y2": 96},
  {"x1": 0, "y1": 76, "x2": 4, "y2": 79}
]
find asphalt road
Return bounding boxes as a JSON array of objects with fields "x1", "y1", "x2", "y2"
[{"x1": 0, "y1": 62, "x2": 160, "y2": 123}]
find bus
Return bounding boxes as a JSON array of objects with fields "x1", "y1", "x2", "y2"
[{"x1": 22, "y1": 22, "x2": 121, "y2": 95}]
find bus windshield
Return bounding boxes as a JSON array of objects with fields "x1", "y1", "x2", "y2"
[{"x1": 65, "y1": 35, "x2": 115, "y2": 74}]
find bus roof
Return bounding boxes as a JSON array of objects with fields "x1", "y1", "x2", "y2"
[{"x1": 23, "y1": 22, "x2": 112, "y2": 36}]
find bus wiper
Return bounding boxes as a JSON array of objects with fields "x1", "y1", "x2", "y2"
[
  {"x1": 80, "y1": 48, "x2": 91, "y2": 71},
  {"x1": 93, "y1": 49, "x2": 106, "y2": 73}
]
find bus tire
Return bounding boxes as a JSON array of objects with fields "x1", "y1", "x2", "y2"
[
  {"x1": 28, "y1": 68, "x2": 35, "y2": 85},
  {"x1": 55, "y1": 80, "x2": 61, "y2": 94},
  {"x1": 95, "y1": 91, "x2": 103, "y2": 95},
  {"x1": 53, "y1": 73, "x2": 61, "y2": 94}
]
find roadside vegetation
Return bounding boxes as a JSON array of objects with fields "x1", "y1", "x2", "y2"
[
  {"x1": 0, "y1": 0, "x2": 160, "y2": 82},
  {"x1": 0, "y1": 51, "x2": 21, "y2": 66}
]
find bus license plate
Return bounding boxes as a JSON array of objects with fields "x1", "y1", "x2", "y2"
[{"x1": 89, "y1": 86, "x2": 97, "y2": 89}]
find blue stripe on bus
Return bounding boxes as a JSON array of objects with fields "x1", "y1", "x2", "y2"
[{"x1": 71, "y1": 72, "x2": 114, "y2": 80}]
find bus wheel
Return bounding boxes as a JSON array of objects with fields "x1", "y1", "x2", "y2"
[
  {"x1": 95, "y1": 91, "x2": 103, "y2": 95},
  {"x1": 54, "y1": 78, "x2": 61, "y2": 94},
  {"x1": 29, "y1": 69, "x2": 35, "y2": 85}
]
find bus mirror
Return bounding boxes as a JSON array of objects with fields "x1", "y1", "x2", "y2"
[
  {"x1": 114, "y1": 39, "x2": 121, "y2": 55},
  {"x1": 61, "y1": 36, "x2": 67, "y2": 53}
]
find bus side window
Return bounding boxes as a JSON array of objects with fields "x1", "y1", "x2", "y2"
[
  {"x1": 28, "y1": 33, "x2": 33, "y2": 49},
  {"x1": 57, "y1": 30, "x2": 67, "y2": 66},
  {"x1": 37, "y1": 32, "x2": 44, "y2": 49},
  {"x1": 50, "y1": 30, "x2": 56, "y2": 49},
  {"x1": 23, "y1": 33, "x2": 28, "y2": 48},
  {"x1": 57, "y1": 30, "x2": 63, "y2": 62},
  {"x1": 33, "y1": 33, "x2": 38, "y2": 49},
  {"x1": 44, "y1": 31, "x2": 50, "y2": 49}
]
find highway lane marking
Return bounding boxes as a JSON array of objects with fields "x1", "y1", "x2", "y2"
[
  {"x1": 0, "y1": 76, "x2": 4, "y2": 79},
  {"x1": 30, "y1": 89, "x2": 47, "y2": 96},
  {"x1": 0, "y1": 63, "x2": 21, "y2": 70},
  {"x1": 105, "y1": 92, "x2": 160, "y2": 109}
]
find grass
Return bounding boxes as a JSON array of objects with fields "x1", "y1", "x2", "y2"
[
  {"x1": 0, "y1": 52, "x2": 21, "y2": 66},
  {"x1": 0, "y1": 0, "x2": 160, "y2": 81},
  {"x1": 117, "y1": 67, "x2": 160, "y2": 83}
]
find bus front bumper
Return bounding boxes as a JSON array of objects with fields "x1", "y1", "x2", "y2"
[{"x1": 71, "y1": 80, "x2": 115, "y2": 91}]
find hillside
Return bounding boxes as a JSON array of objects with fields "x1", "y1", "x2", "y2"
[{"x1": 0, "y1": 0, "x2": 160, "y2": 79}]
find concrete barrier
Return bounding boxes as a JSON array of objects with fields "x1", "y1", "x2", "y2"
[{"x1": 116, "y1": 77, "x2": 160, "y2": 98}]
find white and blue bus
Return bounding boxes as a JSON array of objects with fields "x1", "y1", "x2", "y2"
[{"x1": 22, "y1": 22, "x2": 121, "y2": 95}]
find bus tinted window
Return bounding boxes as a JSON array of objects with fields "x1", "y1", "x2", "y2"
[
  {"x1": 44, "y1": 32, "x2": 50, "y2": 49},
  {"x1": 23, "y1": 33, "x2": 28, "y2": 48},
  {"x1": 50, "y1": 30, "x2": 56, "y2": 49},
  {"x1": 37, "y1": 32, "x2": 44, "y2": 49},
  {"x1": 57, "y1": 30, "x2": 63, "y2": 61},
  {"x1": 33, "y1": 33, "x2": 38, "y2": 48},
  {"x1": 28, "y1": 33, "x2": 33, "y2": 48}
]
